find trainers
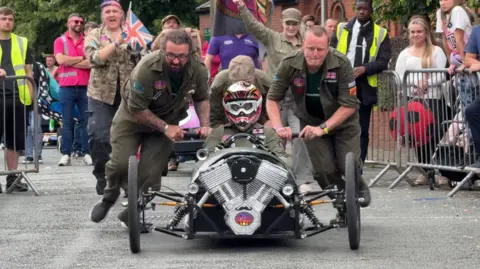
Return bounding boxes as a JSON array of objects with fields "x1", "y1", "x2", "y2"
[
  {"x1": 22, "y1": 157, "x2": 34, "y2": 164},
  {"x1": 6, "y1": 174, "x2": 28, "y2": 192},
  {"x1": 58, "y1": 155, "x2": 71, "y2": 166},
  {"x1": 38, "y1": 155, "x2": 43, "y2": 164},
  {"x1": 83, "y1": 154, "x2": 93, "y2": 165},
  {"x1": 90, "y1": 199, "x2": 115, "y2": 223}
]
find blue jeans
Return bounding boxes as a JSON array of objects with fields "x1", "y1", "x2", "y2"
[
  {"x1": 73, "y1": 122, "x2": 81, "y2": 152},
  {"x1": 59, "y1": 86, "x2": 89, "y2": 156},
  {"x1": 25, "y1": 110, "x2": 43, "y2": 157}
]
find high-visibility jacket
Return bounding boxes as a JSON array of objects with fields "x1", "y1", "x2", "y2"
[
  {"x1": 0, "y1": 33, "x2": 30, "y2": 105},
  {"x1": 336, "y1": 22, "x2": 388, "y2": 88}
]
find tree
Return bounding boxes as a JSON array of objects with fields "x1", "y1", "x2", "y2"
[{"x1": 372, "y1": 0, "x2": 479, "y2": 30}]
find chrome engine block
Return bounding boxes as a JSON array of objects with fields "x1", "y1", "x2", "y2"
[{"x1": 197, "y1": 157, "x2": 289, "y2": 235}]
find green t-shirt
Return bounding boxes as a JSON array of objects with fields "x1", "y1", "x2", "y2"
[
  {"x1": 305, "y1": 70, "x2": 325, "y2": 120},
  {"x1": 169, "y1": 71, "x2": 184, "y2": 96}
]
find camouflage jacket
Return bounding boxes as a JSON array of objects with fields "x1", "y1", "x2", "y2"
[
  {"x1": 238, "y1": 5, "x2": 302, "y2": 78},
  {"x1": 84, "y1": 26, "x2": 140, "y2": 105}
]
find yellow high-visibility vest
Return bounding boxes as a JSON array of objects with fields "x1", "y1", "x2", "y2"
[
  {"x1": 336, "y1": 22, "x2": 388, "y2": 88},
  {"x1": 0, "y1": 33, "x2": 31, "y2": 105}
]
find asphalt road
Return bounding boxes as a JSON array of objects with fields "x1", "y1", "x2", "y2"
[{"x1": 1, "y1": 147, "x2": 480, "y2": 269}]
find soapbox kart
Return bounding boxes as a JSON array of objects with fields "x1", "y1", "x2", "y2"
[{"x1": 126, "y1": 132, "x2": 363, "y2": 254}]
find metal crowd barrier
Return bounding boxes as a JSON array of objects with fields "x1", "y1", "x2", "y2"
[
  {"x1": 375, "y1": 69, "x2": 480, "y2": 197},
  {"x1": 367, "y1": 70, "x2": 416, "y2": 187},
  {"x1": 1, "y1": 76, "x2": 41, "y2": 195}
]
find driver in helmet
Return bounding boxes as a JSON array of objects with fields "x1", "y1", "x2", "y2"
[{"x1": 203, "y1": 81, "x2": 286, "y2": 159}]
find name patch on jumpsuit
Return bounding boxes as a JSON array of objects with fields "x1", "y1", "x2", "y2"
[
  {"x1": 153, "y1": 80, "x2": 167, "y2": 100},
  {"x1": 293, "y1": 78, "x2": 305, "y2": 93}
]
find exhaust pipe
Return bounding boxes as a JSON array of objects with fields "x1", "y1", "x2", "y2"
[{"x1": 196, "y1": 149, "x2": 209, "y2": 161}]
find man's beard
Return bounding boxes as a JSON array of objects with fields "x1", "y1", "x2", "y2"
[{"x1": 168, "y1": 65, "x2": 185, "y2": 78}]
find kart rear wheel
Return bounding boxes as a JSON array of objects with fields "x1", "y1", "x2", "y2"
[
  {"x1": 128, "y1": 155, "x2": 141, "y2": 254},
  {"x1": 345, "y1": 152, "x2": 361, "y2": 250}
]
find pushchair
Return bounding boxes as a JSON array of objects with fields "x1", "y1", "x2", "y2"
[{"x1": 427, "y1": 74, "x2": 480, "y2": 190}]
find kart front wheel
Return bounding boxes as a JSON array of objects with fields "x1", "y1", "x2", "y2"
[
  {"x1": 128, "y1": 155, "x2": 141, "y2": 254},
  {"x1": 345, "y1": 152, "x2": 361, "y2": 250}
]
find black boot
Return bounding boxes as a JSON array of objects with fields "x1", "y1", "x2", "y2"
[
  {"x1": 6, "y1": 174, "x2": 28, "y2": 192},
  {"x1": 96, "y1": 177, "x2": 106, "y2": 195},
  {"x1": 358, "y1": 177, "x2": 371, "y2": 208}
]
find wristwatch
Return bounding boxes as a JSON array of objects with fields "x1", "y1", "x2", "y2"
[
  {"x1": 320, "y1": 123, "x2": 329, "y2": 134},
  {"x1": 163, "y1": 124, "x2": 169, "y2": 133}
]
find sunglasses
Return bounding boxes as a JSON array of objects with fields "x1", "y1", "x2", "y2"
[{"x1": 70, "y1": 20, "x2": 84, "y2": 25}]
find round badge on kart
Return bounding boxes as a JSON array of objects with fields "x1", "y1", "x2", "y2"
[{"x1": 235, "y1": 212, "x2": 254, "y2": 226}]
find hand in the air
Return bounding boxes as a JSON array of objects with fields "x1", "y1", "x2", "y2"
[
  {"x1": 275, "y1": 126, "x2": 292, "y2": 140},
  {"x1": 299, "y1": 125, "x2": 324, "y2": 140},
  {"x1": 196, "y1": 127, "x2": 212, "y2": 139},
  {"x1": 165, "y1": 125, "x2": 186, "y2": 142}
]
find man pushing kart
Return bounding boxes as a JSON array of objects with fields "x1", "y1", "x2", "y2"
[{"x1": 266, "y1": 25, "x2": 371, "y2": 207}]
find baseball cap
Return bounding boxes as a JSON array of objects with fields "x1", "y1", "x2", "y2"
[
  {"x1": 162, "y1": 15, "x2": 181, "y2": 26},
  {"x1": 282, "y1": 8, "x2": 302, "y2": 23},
  {"x1": 228, "y1": 56, "x2": 255, "y2": 82}
]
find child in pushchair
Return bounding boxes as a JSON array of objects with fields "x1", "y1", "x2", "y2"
[{"x1": 428, "y1": 73, "x2": 480, "y2": 190}]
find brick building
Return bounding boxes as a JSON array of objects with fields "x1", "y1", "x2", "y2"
[{"x1": 195, "y1": 0, "x2": 402, "y2": 41}]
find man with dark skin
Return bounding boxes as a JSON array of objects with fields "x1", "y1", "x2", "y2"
[{"x1": 330, "y1": 0, "x2": 391, "y2": 164}]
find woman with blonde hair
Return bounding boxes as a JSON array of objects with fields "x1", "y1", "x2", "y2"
[{"x1": 396, "y1": 17, "x2": 451, "y2": 186}]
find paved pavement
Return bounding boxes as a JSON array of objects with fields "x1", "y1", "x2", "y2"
[{"x1": 1, "y1": 147, "x2": 480, "y2": 269}]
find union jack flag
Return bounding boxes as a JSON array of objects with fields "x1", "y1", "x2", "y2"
[{"x1": 122, "y1": 2, "x2": 153, "y2": 52}]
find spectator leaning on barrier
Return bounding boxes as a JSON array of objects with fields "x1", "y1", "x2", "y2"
[
  {"x1": 84, "y1": 0, "x2": 140, "y2": 195},
  {"x1": 330, "y1": 0, "x2": 392, "y2": 163},
  {"x1": 395, "y1": 17, "x2": 450, "y2": 186},
  {"x1": 436, "y1": 0, "x2": 473, "y2": 75},
  {"x1": 0, "y1": 6, "x2": 34, "y2": 193},
  {"x1": 54, "y1": 13, "x2": 92, "y2": 167},
  {"x1": 462, "y1": 24, "x2": 480, "y2": 169}
]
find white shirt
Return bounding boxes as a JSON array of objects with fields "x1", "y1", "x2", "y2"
[
  {"x1": 347, "y1": 20, "x2": 367, "y2": 68},
  {"x1": 395, "y1": 46, "x2": 448, "y2": 99},
  {"x1": 435, "y1": 7, "x2": 472, "y2": 65}
]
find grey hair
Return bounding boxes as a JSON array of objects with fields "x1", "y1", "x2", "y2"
[{"x1": 160, "y1": 29, "x2": 193, "y2": 53}]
